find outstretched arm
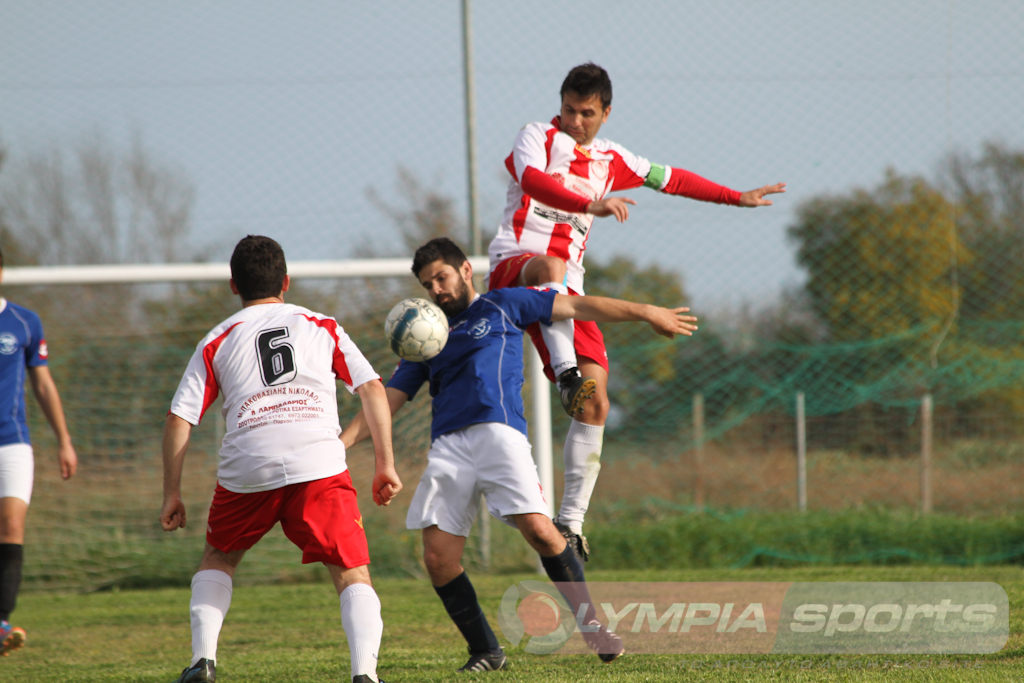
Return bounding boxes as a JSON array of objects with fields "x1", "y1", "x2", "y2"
[
  {"x1": 551, "y1": 294, "x2": 698, "y2": 338},
  {"x1": 352, "y1": 379, "x2": 403, "y2": 506},
  {"x1": 341, "y1": 386, "x2": 410, "y2": 449},
  {"x1": 647, "y1": 163, "x2": 786, "y2": 207},
  {"x1": 28, "y1": 365, "x2": 77, "y2": 480},
  {"x1": 160, "y1": 413, "x2": 194, "y2": 531}
]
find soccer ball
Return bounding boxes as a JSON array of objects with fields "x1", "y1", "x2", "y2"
[{"x1": 384, "y1": 297, "x2": 449, "y2": 362}]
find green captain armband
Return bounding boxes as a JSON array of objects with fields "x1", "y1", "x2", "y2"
[{"x1": 644, "y1": 163, "x2": 668, "y2": 190}]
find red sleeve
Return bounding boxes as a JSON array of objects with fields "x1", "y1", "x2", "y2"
[
  {"x1": 663, "y1": 167, "x2": 742, "y2": 205},
  {"x1": 520, "y1": 166, "x2": 592, "y2": 213}
]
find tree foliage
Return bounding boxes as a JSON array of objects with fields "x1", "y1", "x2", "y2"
[
  {"x1": 1, "y1": 133, "x2": 195, "y2": 266},
  {"x1": 789, "y1": 169, "x2": 967, "y2": 343},
  {"x1": 782, "y1": 142, "x2": 1024, "y2": 451},
  {"x1": 942, "y1": 143, "x2": 1024, "y2": 323},
  {"x1": 364, "y1": 166, "x2": 467, "y2": 256}
]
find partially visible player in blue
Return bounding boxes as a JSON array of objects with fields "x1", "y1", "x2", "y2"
[
  {"x1": 0, "y1": 247, "x2": 78, "y2": 657},
  {"x1": 343, "y1": 237, "x2": 697, "y2": 672}
]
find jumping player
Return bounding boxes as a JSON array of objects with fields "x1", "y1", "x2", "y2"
[
  {"x1": 0, "y1": 247, "x2": 78, "y2": 658},
  {"x1": 161, "y1": 235, "x2": 400, "y2": 683},
  {"x1": 487, "y1": 62, "x2": 786, "y2": 559},
  {"x1": 343, "y1": 237, "x2": 698, "y2": 672}
]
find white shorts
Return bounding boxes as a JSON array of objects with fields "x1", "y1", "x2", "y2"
[
  {"x1": 406, "y1": 422, "x2": 550, "y2": 537},
  {"x1": 0, "y1": 443, "x2": 34, "y2": 504}
]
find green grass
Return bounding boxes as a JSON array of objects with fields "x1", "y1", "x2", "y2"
[
  {"x1": 24, "y1": 504, "x2": 1024, "y2": 592},
  {"x1": 5, "y1": 566, "x2": 1022, "y2": 681},
  {"x1": 588, "y1": 505, "x2": 1024, "y2": 568}
]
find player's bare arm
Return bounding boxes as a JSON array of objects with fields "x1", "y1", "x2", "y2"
[
  {"x1": 354, "y1": 380, "x2": 403, "y2": 506},
  {"x1": 28, "y1": 365, "x2": 78, "y2": 479},
  {"x1": 160, "y1": 413, "x2": 194, "y2": 531},
  {"x1": 738, "y1": 182, "x2": 787, "y2": 207},
  {"x1": 551, "y1": 294, "x2": 698, "y2": 338},
  {"x1": 341, "y1": 386, "x2": 409, "y2": 449}
]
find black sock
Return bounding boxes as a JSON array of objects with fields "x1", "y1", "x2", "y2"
[
  {"x1": 434, "y1": 572, "x2": 501, "y2": 654},
  {"x1": 540, "y1": 544, "x2": 596, "y2": 623},
  {"x1": 0, "y1": 543, "x2": 24, "y2": 622}
]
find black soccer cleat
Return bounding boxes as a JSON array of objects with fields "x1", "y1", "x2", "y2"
[
  {"x1": 555, "y1": 521, "x2": 590, "y2": 562},
  {"x1": 352, "y1": 675, "x2": 386, "y2": 683},
  {"x1": 175, "y1": 658, "x2": 216, "y2": 683},
  {"x1": 457, "y1": 647, "x2": 507, "y2": 673},
  {"x1": 582, "y1": 620, "x2": 624, "y2": 663},
  {"x1": 557, "y1": 368, "x2": 596, "y2": 417}
]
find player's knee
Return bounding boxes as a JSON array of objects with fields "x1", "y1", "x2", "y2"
[
  {"x1": 522, "y1": 256, "x2": 566, "y2": 285},
  {"x1": 0, "y1": 521, "x2": 25, "y2": 543},
  {"x1": 422, "y1": 547, "x2": 459, "y2": 583},
  {"x1": 332, "y1": 563, "x2": 372, "y2": 593},
  {"x1": 516, "y1": 515, "x2": 561, "y2": 555},
  {"x1": 580, "y1": 390, "x2": 610, "y2": 423}
]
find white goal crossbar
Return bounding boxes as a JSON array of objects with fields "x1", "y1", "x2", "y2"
[{"x1": 3, "y1": 257, "x2": 486, "y2": 285}]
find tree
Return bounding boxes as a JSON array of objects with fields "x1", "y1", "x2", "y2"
[
  {"x1": 937, "y1": 143, "x2": 1024, "y2": 424},
  {"x1": 789, "y1": 169, "x2": 968, "y2": 344},
  {"x1": 785, "y1": 145, "x2": 1024, "y2": 451},
  {"x1": 1, "y1": 132, "x2": 195, "y2": 266},
  {"x1": 0, "y1": 142, "x2": 34, "y2": 266},
  {"x1": 364, "y1": 166, "x2": 467, "y2": 256},
  {"x1": 942, "y1": 142, "x2": 1024, "y2": 322},
  {"x1": 0, "y1": 133, "x2": 202, "y2": 462}
]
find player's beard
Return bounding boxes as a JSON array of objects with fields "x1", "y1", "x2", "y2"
[{"x1": 435, "y1": 278, "x2": 472, "y2": 317}]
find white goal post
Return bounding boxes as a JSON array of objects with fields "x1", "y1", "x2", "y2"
[{"x1": 4, "y1": 257, "x2": 555, "y2": 515}]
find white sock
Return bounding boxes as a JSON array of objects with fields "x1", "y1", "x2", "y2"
[
  {"x1": 340, "y1": 582, "x2": 383, "y2": 681},
  {"x1": 189, "y1": 569, "x2": 233, "y2": 666},
  {"x1": 558, "y1": 420, "x2": 604, "y2": 534},
  {"x1": 537, "y1": 281, "x2": 576, "y2": 377}
]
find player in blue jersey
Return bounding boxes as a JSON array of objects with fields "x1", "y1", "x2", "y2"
[
  {"x1": 343, "y1": 237, "x2": 697, "y2": 672},
  {"x1": 0, "y1": 247, "x2": 78, "y2": 657}
]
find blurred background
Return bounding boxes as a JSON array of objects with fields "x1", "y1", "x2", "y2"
[{"x1": 3, "y1": 1, "x2": 1024, "y2": 590}]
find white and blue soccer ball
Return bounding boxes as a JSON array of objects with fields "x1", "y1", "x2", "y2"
[{"x1": 384, "y1": 297, "x2": 449, "y2": 362}]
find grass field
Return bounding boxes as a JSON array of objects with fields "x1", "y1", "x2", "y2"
[
  {"x1": 4, "y1": 565, "x2": 1022, "y2": 682},
  {"x1": 22, "y1": 440, "x2": 1024, "y2": 593}
]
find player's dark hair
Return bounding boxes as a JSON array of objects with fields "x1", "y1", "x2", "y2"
[
  {"x1": 560, "y1": 62, "x2": 612, "y2": 110},
  {"x1": 230, "y1": 235, "x2": 287, "y2": 300},
  {"x1": 0, "y1": 246, "x2": 4, "y2": 269},
  {"x1": 411, "y1": 237, "x2": 468, "y2": 277}
]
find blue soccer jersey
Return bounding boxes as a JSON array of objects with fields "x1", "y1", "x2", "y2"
[
  {"x1": 387, "y1": 287, "x2": 556, "y2": 441},
  {"x1": 0, "y1": 299, "x2": 49, "y2": 446}
]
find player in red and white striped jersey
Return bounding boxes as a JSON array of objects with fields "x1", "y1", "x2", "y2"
[
  {"x1": 487, "y1": 63, "x2": 785, "y2": 560},
  {"x1": 161, "y1": 235, "x2": 399, "y2": 683}
]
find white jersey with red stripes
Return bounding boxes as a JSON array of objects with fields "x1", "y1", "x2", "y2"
[
  {"x1": 487, "y1": 118, "x2": 652, "y2": 294},
  {"x1": 169, "y1": 302, "x2": 379, "y2": 493}
]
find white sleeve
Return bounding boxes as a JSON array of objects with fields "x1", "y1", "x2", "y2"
[
  {"x1": 333, "y1": 327, "x2": 381, "y2": 395},
  {"x1": 511, "y1": 121, "x2": 552, "y2": 182},
  {"x1": 168, "y1": 343, "x2": 211, "y2": 426}
]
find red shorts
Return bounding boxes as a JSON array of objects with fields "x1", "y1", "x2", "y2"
[
  {"x1": 489, "y1": 254, "x2": 609, "y2": 383},
  {"x1": 206, "y1": 470, "x2": 369, "y2": 568}
]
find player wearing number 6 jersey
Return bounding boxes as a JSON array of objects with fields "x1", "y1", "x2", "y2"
[
  {"x1": 161, "y1": 235, "x2": 400, "y2": 683},
  {"x1": 487, "y1": 62, "x2": 786, "y2": 560}
]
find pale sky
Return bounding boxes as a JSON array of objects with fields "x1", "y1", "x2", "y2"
[{"x1": 3, "y1": 0, "x2": 1022, "y2": 309}]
